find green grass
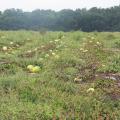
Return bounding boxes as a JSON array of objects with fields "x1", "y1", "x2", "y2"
[{"x1": 0, "y1": 31, "x2": 120, "y2": 120}]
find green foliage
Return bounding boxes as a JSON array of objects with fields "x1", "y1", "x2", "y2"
[
  {"x1": 100, "y1": 55, "x2": 120, "y2": 73},
  {"x1": 0, "y1": 79, "x2": 17, "y2": 93},
  {"x1": 114, "y1": 40, "x2": 120, "y2": 48},
  {"x1": 0, "y1": 6, "x2": 120, "y2": 31},
  {"x1": 18, "y1": 86, "x2": 38, "y2": 103}
]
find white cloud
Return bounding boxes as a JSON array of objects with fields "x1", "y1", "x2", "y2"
[{"x1": 0, "y1": 0, "x2": 119, "y2": 11}]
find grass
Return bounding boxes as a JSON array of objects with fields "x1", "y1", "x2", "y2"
[{"x1": 0, "y1": 30, "x2": 120, "y2": 119}]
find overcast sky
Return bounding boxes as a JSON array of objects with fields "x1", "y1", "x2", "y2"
[{"x1": 0, "y1": 0, "x2": 119, "y2": 11}]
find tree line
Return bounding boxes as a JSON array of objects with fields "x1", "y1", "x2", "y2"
[{"x1": 0, "y1": 6, "x2": 120, "y2": 32}]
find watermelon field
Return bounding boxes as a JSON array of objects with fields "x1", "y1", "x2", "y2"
[{"x1": 0, "y1": 31, "x2": 120, "y2": 119}]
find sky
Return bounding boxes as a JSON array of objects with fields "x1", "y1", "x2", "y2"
[{"x1": 0, "y1": 0, "x2": 119, "y2": 11}]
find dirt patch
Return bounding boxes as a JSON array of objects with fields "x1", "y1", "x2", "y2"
[
  {"x1": 96, "y1": 72, "x2": 120, "y2": 81},
  {"x1": 96, "y1": 72, "x2": 120, "y2": 100}
]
